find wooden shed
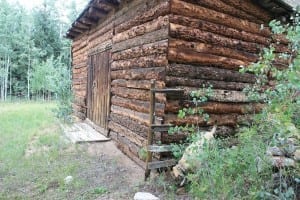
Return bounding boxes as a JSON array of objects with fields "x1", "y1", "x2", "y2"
[{"x1": 66, "y1": 0, "x2": 296, "y2": 167}]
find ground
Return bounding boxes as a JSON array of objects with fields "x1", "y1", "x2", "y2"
[{"x1": 0, "y1": 102, "x2": 190, "y2": 200}]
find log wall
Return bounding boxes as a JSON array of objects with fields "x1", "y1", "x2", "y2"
[
  {"x1": 109, "y1": 0, "x2": 170, "y2": 166},
  {"x1": 71, "y1": 0, "x2": 288, "y2": 166},
  {"x1": 165, "y1": 0, "x2": 285, "y2": 137},
  {"x1": 72, "y1": 0, "x2": 171, "y2": 167}
]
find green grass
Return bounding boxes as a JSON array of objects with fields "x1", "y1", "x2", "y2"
[{"x1": 0, "y1": 102, "x2": 86, "y2": 199}]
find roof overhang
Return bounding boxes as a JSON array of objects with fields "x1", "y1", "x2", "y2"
[
  {"x1": 66, "y1": 0, "x2": 120, "y2": 39},
  {"x1": 253, "y1": 0, "x2": 299, "y2": 16},
  {"x1": 66, "y1": 0, "x2": 300, "y2": 39}
]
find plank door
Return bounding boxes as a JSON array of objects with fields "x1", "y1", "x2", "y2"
[{"x1": 87, "y1": 50, "x2": 111, "y2": 130}]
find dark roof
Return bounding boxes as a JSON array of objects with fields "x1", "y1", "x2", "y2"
[
  {"x1": 66, "y1": 0, "x2": 299, "y2": 39},
  {"x1": 66, "y1": 0, "x2": 120, "y2": 39}
]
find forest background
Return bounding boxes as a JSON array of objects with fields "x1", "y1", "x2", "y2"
[{"x1": 0, "y1": 0, "x2": 85, "y2": 101}]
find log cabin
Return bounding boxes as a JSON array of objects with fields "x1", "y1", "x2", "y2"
[{"x1": 66, "y1": 0, "x2": 297, "y2": 167}]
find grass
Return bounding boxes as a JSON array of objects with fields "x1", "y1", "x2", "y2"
[{"x1": 0, "y1": 102, "x2": 91, "y2": 199}]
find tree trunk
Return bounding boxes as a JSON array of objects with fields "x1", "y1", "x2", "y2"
[{"x1": 27, "y1": 53, "x2": 31, "y2": 100}]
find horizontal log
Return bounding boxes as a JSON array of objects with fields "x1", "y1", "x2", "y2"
[
  {"x1": 111, "y1": 54, "x2": 168, "y2": 70},
  {"x1": 110, "y1": 113, "x2": 148, "y2": 137},
  {"x1": 88, "y1": 31, "x2": 113, "y2": 49},
  {"x1": 111, "y1": 86, "x2": 166, "y2": 103},
  {"x1": 182, "y1": 87, "x2": 250, "y2": 102},
  {"x1": 165, "y1": 101, "x2": 263, "y2": 114},
  {"x1": 170, "y1": 23, "x2": 262, "y2": 54},
  {"x1": 73, "y1": 67, "x2": 87, "y2": 74},
  {"x1": 111, "y1": 79, "x2": 165, "y2": 90},
  {"x1": 148, "y1": 159, "x2": 177, "y2": 169},
  {"x1": 111, "y1": 67, "x2": 165, "y2": 80},
  {"x1": 112, "y1": 28, "x2": 168, "y2": 52},
  {"x1": 161, "y1": 125, "x2": 236, "y2": 143},
  {"x1": 115, "y1": 1, "x2": 170, "y2": 33},
  {"x1": 72, "y1": 84, "x2": 87, "y2": 91},
  {"x1": 147, "y1": 145, "x2": 173, "y2": 153},
  {"x1": 166, "y1": 64, "x2": 256, "y2": 83},
  {"x1": 73, "y1": 110, "x2": 86, "y2": 120},
  {"x1": 165, "y1": 113, "x2": 251, "y2": 126},
  {"x1": 108, "y1": 121, "x2": 146, "y2": 147},
  {"x1": 112, "y1": 40, "x2": 168, "y2": 61},
  {"x1": 169, "y1": 15, "x2": 269, "y2": 46},
  {"x1": 88, "y1": 22, "x2": 114, "y2": 42},
  {"x1": 74, "y1": 96, "x2": 86, "y2": 106},
  {"x1": 170, "y1": 0, "x2": 271, "y2": 37},
  {"x1": 72, "y1": 103, "x2": 87, "y2": 113},
  {"x1": 168, "y1": 47, "x2": 248, "y2": 70},
  {"x1": 166, "y1": 76, "x2": 250, "y2": 91},
  {"x1": 113, "y1": 133, "x2": 146, "y2": 168},
  {"x1": 113, "y1": 15, "x2": 169, "y2": 43},
  {"x1": 219, "y1": 0, "x2": 272, "y2": 22},
  {"x1": 111, "y1": 105, "x2": 149, "y2": 126},
  {"x1": 169, "y1": 39, "x2": 258, "y2": 63},
  {"x1": 111, "y1": 95, "x2": 165, "y2": 116},
  {"x1": 183, "y1": 0, "x2": 264, "y2": 24}
]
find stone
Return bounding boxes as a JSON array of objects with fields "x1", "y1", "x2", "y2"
[
  {"x1": 134, "y1": 192, "x2": 159, "y2": 200},
  {"x1": 271, "y1": 156, "x2": 296, "y2": 168},
  {"x1": 266, "y1": 146, "x2": 284, "y2": 156},
  {"x1": 64, "y1": 176, "x2": 73, "y2": 185},
  {"x1": 294, "y1": 149, "x2": 300, "y2": 161}
]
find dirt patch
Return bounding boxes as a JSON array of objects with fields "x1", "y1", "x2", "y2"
[{"x1": 79, "y1": 141, "x2": 191, "y2": 200}]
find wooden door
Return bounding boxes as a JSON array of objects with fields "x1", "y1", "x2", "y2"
[{"x1": 87, "y1": 50, "x2": 110, "y2": 130}]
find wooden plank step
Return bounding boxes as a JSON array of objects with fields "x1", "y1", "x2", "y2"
[
  {"x1": 147, "y1": 145, "x2": 172, "y2": 153},
  {"x1": 151, "y1": 88, "x2": 184, "y2": 93},
  {"x1": 147, "y1": 159, "x2": 177, "y2": 170},
  {"x1": 150, "y1": 124, "x2": 173, "y2": 132}
]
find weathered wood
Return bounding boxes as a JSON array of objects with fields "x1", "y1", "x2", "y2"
[
  {"x1": 111, "y1": 105, "x2": 150, "y2": 126},
  {"x1": 166, "y1": 64, "x2": 256, "y2": 83},
  {"x1": 113, "y1": 15, "x2": 169, "y2": 43},
  {"x1": 87, "y1": 50, "x2": 110, "y2": 129},
  {"x1": 145, "y1": 80, "x2": 156, "y2": 179},
  {"x1": 111, "y1": 79, "x2": 165, "y2": 90},
  {"x1": 170, "y1": 23, "x2": 263, "y2": 54},
  {"x1": 161, "y1": 125, "x2": 236, "y2": 143},
  {"x1": 111, "y1": 67, "x2": 165, "y2": 81},
  {"x1": 165, "y1": 113, "x2": 249, "y2": 126},
  {"x1": 169, "y1": 39, "x2": 258, "y2": 63},
  {"x1": 112, "y1": 40, "x2": 168, "y2": 61},
  {"x1": 108, "y1": 121, "x2": 146, "y2": 147},
  {"x1": 110, "y1": 113, "x2": 149, "y2": 137},
  {"x1": 170, "y1": 0, "x2": 271, "y2": 37},
  {"x1": 183, "y1": 0, "x2": 265, "y2": 24},
  {"x1": 113, "y1": 131, "x2": 146, "y2": 168},
  {"x1": 88, "y1": 30, "x2": 113, "y2": 49},
  {"x1": 111, "y1": 54, "x2": 168, "y2": 70},
  {"x1": 111, "y1": 95, "x2": 165, "y2": 116},
  {"x1": 182, "y1": 87, "x2": 251, "y2": 103},
  {"x1": 165, "y1": 101, "x2": 263, "y2": 114},
  {"x1": 112, "y1": 28, "x2": 168, "y2": 52},
  {"x1": 148, "y1": 159, "x2": 177, "y2": 169},
  {"x1": 219, "y1": 0, "x2": 272, "y2": 22},
  {"x1": 147, "y1": 145, "x2": 173, "y2": 153},
  {"x1": 169, "y1": 15, "x2": 269, "y2": 46},
  {"x1": 111, "y1": 86, "x2": 166, "y2": 103},
  {"x1": 151, "y1": 124, "x2": 173, "y2": 132},
  {"x1": 166, "y1": 76, "x2": 251, "y2": 91},
  {"x1": 169, "y1": 47, "x2": 248, "y2": 70},
  {"x1": 115, "y1": 1, "x2": 170, "y2": 33}
]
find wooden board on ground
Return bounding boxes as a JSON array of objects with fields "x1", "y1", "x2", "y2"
[{"x1": 61, "y1": 122, "x2": 111, "y2": 143}]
